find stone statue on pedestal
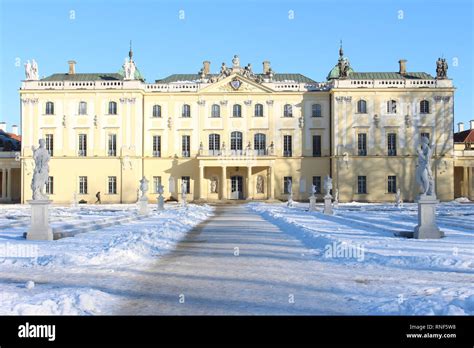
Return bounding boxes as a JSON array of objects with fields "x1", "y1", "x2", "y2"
[
  {"x1": 256, "y1": 175, "x2": 264, "y2": 194},
  {"x1": 210, "y1": 177, "x2": 218, "y2": 193},
  {"x1": 139, "y1": 176, "x2": 149, "y2": 200},
  {"x1": 31, "y1": 139, "x2": 50, "y2": 200},
  {"x1": 323, "y1": 175, "x2": 333, "y2": 198},
  {"x1": 416, "y1": 136, "x2": 435, "y2": 198}
]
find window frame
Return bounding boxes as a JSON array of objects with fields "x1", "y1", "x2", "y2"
[
  {"x1": 357, "y1": 176, "x2": 367, "y2": 194},
  {"x1": 45, "y1": 101, "x2": 55, "y2": 115},
  {"x1": 182, "y1": 135, "x2": 190, "y2": 157},
  {"x1": 232, "y1": 104, "x2": 242, "y2": 118},
  {"x1": 108, "y1": 101, "x2": 117, "y2": 115},
  {"x1": 283, "y1": 104, "x2": 293, "y2": 117},
  {"x1": 152, "y1": 104, "x2": 162, "y2": 118},
  {"x1": 312, "y1": 135, "x2": 322, "y2": 157},
  {"x1": 108, "y1": 133, "x2": 117, "y2": 157},
  {"x1": 78, "y1": 101, "x2": 88, "y2": 115},
  {"x1": 182, "y1": 104, "x2": 191, "y2": 118},
  {"x1": 152, "y1": 135, "x2": 161, "y2": 157},
  {"x1": 311, "y1": 103, "x2": 322, "y2": 117},
  {"x1": 387, "y1": 100, "x2": 397, "y2": 114},
  {"x1": 79, "y1": 176, "x2": 88, "y2": 195},
  {"x1": 283, "y1": 176, "x2": 293, "y2": 194},
  {"x1": 46, "y1": 176, "x2": 54, "y2": 195},
  {"x1": 211, "y1": 104, "x2": 221, "y2": 118},
  {"x1": 254, "y1": 103, "x2": 264, "y2": 117},
  {"x1": 283, "y1": 135, "x2": 292, "y2": 157},
  {"x1": 108, "y1": 176, "x2": 117, "y2": 195},
  {"x1": 387, "y1": 175, "x2": 397, "y2": 194},
  {"x1": 420, "y1": 100, "x2": 430, "y2": 114},
  {"x1": 387, "y1": 133, "x2": 397, "y2": 156},
  {"x1": 357, "y1": 100, "x2": 367, "y2": 114},
  {"x1": 357, "y1": 133, "x2": 367, "y2": 156}
]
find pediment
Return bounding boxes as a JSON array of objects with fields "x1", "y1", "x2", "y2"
[{"x1": 199, "y1": 74, "x2": 274, "y2": 94}]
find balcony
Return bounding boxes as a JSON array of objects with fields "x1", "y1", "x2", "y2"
[
  {"x1": 198, "y1": 148, "x2": 274, "y2": 157},
  {"x1": 152, "y1": 151, "x2": 161, "y2": 157}
]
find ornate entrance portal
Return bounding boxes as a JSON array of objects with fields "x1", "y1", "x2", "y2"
[{"x1": 230, "y1": 175, "x2": 243, "y2": 199}]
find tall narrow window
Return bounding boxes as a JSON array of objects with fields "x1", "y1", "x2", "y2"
[
  {"x1": 421, "y1": 132, "x2": 430, "y2": 140},
  {"x1": 357, "y1": 176, "x2": 367, "y2": 194},
  {"x1": 45, "y1": 102, "x2": 54, "y2": 115},
  {"x1": 79, "y1": 176, "x2": 88, "y2": 194},
  {"x1": 209, "y1": 134, "x2": 220, "y2": 155},
  {"x1": 108, "y1": 101, "x2": 117, "y2": 115},
  {"x1": 233, "y1": 104, "x2": 242, "y2": 117},
  {"x1": 181, "y1": 176, "x2": 190, "y2": 194},
  {"x1": 254, "y1": 133, "x2": 266, "y2": 155},
  {"x1": 254, "y1": 103, "x2": 263, "y2": 117},
  {"x1": 46, "y1": 176, "x2": 54, "y2": 195},
  {"x1": 108, "y1": 134, "x2": 117, "y2": 156},
  {"x1": 283, "y1": 135, "x2": 292, "y2": 157},
  {"x1": 312, "y1": 104, "x2": 322, "y2": 117},
  {"x1": 182, "y1": 135, "x2": 190, "y2": 157},
  {"x1": 152, "y1": 105, "x2": 161, "y2": 118},
  {"x1": 182, "y1": 104, "x2": 191, "y2": 118},
  {"x1": 78, "y1": 134, "x2": 87, "y2": 156},
  {"x1": 388, "y1": 176, "x2": 397, "y2": 194},
  {"x1": 153, "y1": 176, "x2": 162, "y2": 193},
  {"x1": 283, "y1": 176, "x2": 293, "y2": 194},
  {"x1": 358, "y1": 133, "x2": 367, "y2": 156},
  {"x1": 211, "y1": 104, "x2": 220, "y2": 118},
  {"x1": 312, "y1": 176, "x2": 321, "y2": 194},
  {"x1": 108, "y1": 176, "x2": 117, "y2": 194},
  {"x1": 153, "y1": 135, "x2": 161, "y2": 157},
  {"x1": 357, "y1": 100, "x2": 367, "y2": 114},
  {"x1": 78, "y1": 101, "x2": 87, "y2": 115},
  {"x1": 420, "y1": 100, "x2": 430, "y2": 114},
  {"x1": 387, "y1": 100, "x2": 397, "y2": 114},
  {"x1": 230, "y1": 131, "x2": 243, "y2": 153},
  {"x1": 387, "y1": 133, "x2": 397, "y2": 156},
  {"x1": 45, "y1": 134, "x2": 54, "y2": 156},
  {"x1": 283, "y1": 104, "x2": 293, "y2": 117},
  {"x1": 312, "y1": 135, "x2": 321, "y2": 157}
]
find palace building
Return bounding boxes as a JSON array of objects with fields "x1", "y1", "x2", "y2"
[{"x1": 19, "y1": 47, "x2": 455, "y2": 203}]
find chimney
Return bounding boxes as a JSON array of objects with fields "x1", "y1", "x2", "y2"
[
  {"x1": 263, "y1": 61, "x2": 271, "y2": 74},
  {"x1": 68, "y1": 60, "x2": 76, "y2": 75},
  {"x1": 203, "y1": 61, "x2": 210, "y2": 75},
  {"x1": 12, "y1": 125, "x2": 19, "y2": 135},
  {"x1": 457, "y1": 122, "x2": 464, "y2": 132},
  {"x1": 470, "y1": 120, "x2": 474, "y2": 130},
  {"x1": 0, "y1": 122, "x2": 6, "y2": 132},
  {"x1": 399, "y1": 59, "x2": 407, "y2": 75}
]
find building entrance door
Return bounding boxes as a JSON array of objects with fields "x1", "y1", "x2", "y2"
[{"x1": 230, "y1": 175, "x2": 243, "y2": 199}]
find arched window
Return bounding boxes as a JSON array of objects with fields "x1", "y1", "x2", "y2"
[
  {"x1": 211, "y1": 104, "x2": 220, "y2": 118},
  {"x1": 233, "y1": 104, "x2": 242, "y2": 117},
  {"x1": 254, "y1": 133, "x2": 266, "y2": 155},
  {"x1": 45, "y1": 101, "x2": 54, "y2": 115},
  {"x1": 182, "y1": 104, "x2": 191, "y2": 118},
  {"x1": 387, "y1": 100, "x2": 397, "y2": 114},
  {"x1": 284, "y1": 104, "x2": 293, "y2": 117},
  {"x1": 311, "y1": 103, "x2": 322, "y2": 117},
  {"x1": 78, "y1": 101, "x2": 87, "y2": 115},
  {"x1": 357, "y1": 100, "x2": 367, "y2": 114},
  {"x1": 152, "y1": 105, "x2": 161, "y2": 118},
  {"x1": 108, "y1": 101, "x2": 117, "y2": 115},
  {"x1": 420, "y1": 100, "x2": 430, "y2": 114},
  {"x1": 254, "y1": 103, "x2": 264, "y2": 117},
  {"x1": 209, "y1": 134, "x2": 220, "y2": 155},
  {"x1": 230, "y1": 131, "x2": 243, "y2": 151}
]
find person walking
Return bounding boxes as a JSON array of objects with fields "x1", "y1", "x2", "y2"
[{"x1": 95, "y1": 191, "x2": 101, "y2": 204}]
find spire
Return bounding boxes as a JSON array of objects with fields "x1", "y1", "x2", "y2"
[
  {"x1": 129, "y1": 40, "x2": 133, "y2": 61},
  {"x1": 339, "y1": 40, "x2": 344, "y2": 58}
]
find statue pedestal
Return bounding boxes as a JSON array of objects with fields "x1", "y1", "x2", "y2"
[
  {"x1": 323, "y1": 195, "x2": 333, "y2": 215},
  {"x1": 309, "y1": 195, "x2": 316, "y2": 211},
  {"x1": 138, "y1": 198, "x2": 149, "y2": 215},
  {"x1": 414, "y1": 196, "x2": 444, "y2": 239},
  {"x1": 287, "y1": 194, "x2": 293, "y2": 208},
  {"x1": 26, "y1": 200, "x2": 53, "y2": 241},
  {"x1": 157, "y1": 194, "x2": 164, "y2": 211}
]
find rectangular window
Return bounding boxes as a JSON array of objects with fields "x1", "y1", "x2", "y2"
[
  {"x1": 108, "y1": 134, "x2": 117, "y2": 156},
  {"x1": 421, "y1": 132, "x2": 430, "y2": 140},
  {"x1": 283, "y1": 135, "x2": 292, "y2": 157},
  {"x1": 182, "y1": 135, "x2": 190, "y2": 157},
  {"x1": 45, "y1": 134, "x2": 54, "y2": 157},
  {"x1": 358, "y1": 133, "x2": 367, "y2": 156},
  {"x1": 387, "y1": 133, "x2": 397, "y2": 156},
  {"x1": 357, "y1": 176, "x2": 367, "y2": 194},
  {"x1": 153, "y1": 135, "x2": 161, "y2": 157},
  {"x1": 388, "y1": 175, "x2": 397, "y2": 194},
  {"x1": 153, "y1": 176, "x2": 162, "y2": 193},
  {"x1": 312, "y1": 176, "x2": 321, "y2": 194},
  {"x1": 108, "y1": 176, "x2": 117, "y2": 194},
  {"x1": 46, "y1": 176, "x2": 54, "y2": 195},
  {"x1": 79, "y1": 176, "x2": 88, "y2": 194},
  {"x1": 312, "y1": 135, "x2": 321, "y2": 157},
  {"x1": 78, "y1": 102, "x2": 87, "y2": 115},
  {"x1": 283, "y1": 176, "x2": 292, "y2": 194},
  {"x1": 78, "y1": 134, "x2": 87, "y2": 156},
  {"x1": 182, "y1": 176, "x2": 190, "y2": 194}
]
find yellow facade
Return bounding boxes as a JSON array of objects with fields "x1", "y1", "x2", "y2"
[{"x1": 19, "y1": 55, "x2": 455, "y2": 203}]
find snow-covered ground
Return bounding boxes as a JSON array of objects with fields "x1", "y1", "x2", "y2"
[
  {"x1": 0, "y1": 203, "x2": 213, "y2": 314},
  {"x1": 249, "y1": 201, "x2": 474, "y2": 315}
]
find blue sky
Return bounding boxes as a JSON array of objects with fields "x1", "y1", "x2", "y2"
[{"x1": 0, "y1": 0, "x2": 472, "y2": 131}]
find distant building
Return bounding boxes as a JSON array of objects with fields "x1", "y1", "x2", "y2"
[
  {"x1": 19, "y1": 46, "x2": 455, "y2": 203},
  {"x1": 454, "y1": 121, "x2": 474, "y2": 200},
  {"x1": 0, "y1": 122, "x2": 21, "y2": 202}
]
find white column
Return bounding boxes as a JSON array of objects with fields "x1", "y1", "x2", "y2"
[
  {"x1": 7, "y1": 168, "x2": 12, "y2": 200},
  {"x1": 1, "y1": 168, "x2": 6, "y2": 199},
  {"x1": 199, "y1": 166, "x2": 204, "y2": 199},
  {"x1": 247, "y1": 166, "x2": 252, "y2": 199},
  {"x1": 222, "y1": 166, "x2": 227, "y2": 200}
]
